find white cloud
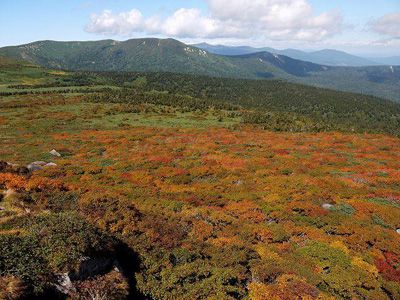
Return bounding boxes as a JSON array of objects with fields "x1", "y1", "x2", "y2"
[
  {"x1": 162, "y1": 9, "x2": 219, "y2": 38},
  {"x1": 369, "y1": 12, "x2": 400, "y2": 38},
  {"x1": 208, "y1": 0, "x2": 311, "y2": 25},
  {"x1": 86, "y1": 9, "x2": 143, "y2": 35},
  {"x1": 205, "y1": 0, "x2": 343, "y2": 41},
  {"x1": 85, "y1": 0, "x2": 344, "y2": 42}
]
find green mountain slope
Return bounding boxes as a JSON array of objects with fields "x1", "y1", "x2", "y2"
[
  {"x1": 238, "y1": 52, "x2": 400, "y2": 100},
  {"x1": 194, "y1": 43, "x2": 378, "y2": 66},
  {"x1": 0, "y1": 39, "x2": 249, "y2": 77},
  {"x1": 1, "y1": 55, "x2": 400, "y2": 136},
  {"x1": 227, "y1": 52, "x2": 400, "y2": 101},
  {"x1": 0, "y1": 56, "x2": 54, "y2": 89},
  {"x1": 1, "y1": 38, "x2": 399, "y2": 101}
]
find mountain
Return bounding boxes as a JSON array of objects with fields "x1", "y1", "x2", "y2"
[
  {"x1": 194, "y1": 43, "x2": 378, "y2": 67},
  {"x1": 1, "y1": 38, "x2": 399, "y2": 101},
  {"x1": 229, "y1": 51, "x2": 330, "y2": 77},
  {"x1": 0, "y1": 39, "x2": 251, "y2": 78},
  {"x1": 193, "y1": 43, "x2": 276, "y2": 56},
  {"x1": 280, "y1": 49, "x2": 377, "y2": 67},
  {"x1": 0, "y1": 39, "x2": 331, "y2": 78},
  {"x1": 227, "y1": 51, "x2": 400, "y2": 101},
  {"x1": 369, "y1": 56, "x2": 400, "y2": 66}
]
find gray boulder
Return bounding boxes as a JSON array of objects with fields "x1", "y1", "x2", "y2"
[
  {"x1": 322, "y1": 203, "x2": 334, "y2": 210},
  {"x1": 50, "y1": 149, "x2": 61, "y2": 157},
  {"x1": 55, "y1": 273, "x2": 75, "y2": 295},
  {"x1": 27, "y1": 161, "x2": 57, "y2": 171},
  {"x1": 27, "y1": 161, "x2": 47, "y2": 171}
]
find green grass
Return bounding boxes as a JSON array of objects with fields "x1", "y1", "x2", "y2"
[
  {"x1": 88, "y1": 110, "x2": 239, "y2": 129},
  {"x1": 0, "y1": 95, "x2": 240, "y2": 164},
  {"x1": 364, "y1": 197, "x2": 400, "y2": 208}
]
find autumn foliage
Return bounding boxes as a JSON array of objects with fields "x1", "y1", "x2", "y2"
[{"x1": 1, "y1": 125, "x2": 400, "y2": 299}]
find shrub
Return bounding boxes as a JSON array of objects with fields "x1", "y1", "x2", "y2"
[
  {"x1": 0, "y1": 235, "x2": 50, "y2": 294},
  {"x1": 71, "y1": 270, "x2": 129, "y2": 300},
  {"x1": 29, "y1": 212, "x2": 117, "y2": 272}
]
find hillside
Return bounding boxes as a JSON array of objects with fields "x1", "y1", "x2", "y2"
[
  {"x1": 226, "y1": 52, "x2": 400, "y2": 101},
  {"x1": 229, "y1": 52, "x2": 331, "y2": 77},
  {"x1": 2, "y1": 57, "x2": 400, "y2": 137},
  {"x1": 287, "y1": 49, "x2": 377, "y2": 67},
  {"x1": 0, "y1": 39, "x2": 248, "y2": 78},
  {"x1": 0, "y1": 39, "x2": 399, "y2": 102},
  {"x1": 194, "y1": 43, "x2": 378, "y2": 66},
  {"x1": 1, "y1": 54, "x2": 400, "y2": 299},
  {"x1": 193, "y1": 43, "x2": 276, "y2": 56},
  {"x1": 1, "y1": 69, "x2": 400, "y2": 299}
]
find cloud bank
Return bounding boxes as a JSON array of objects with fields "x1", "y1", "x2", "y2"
[
  {"x1": 369, "y1": 12, "x2": 400, "y2": 39},
  {"x1": 85, "y1": 0, "x2": 344, "y2": 42}
]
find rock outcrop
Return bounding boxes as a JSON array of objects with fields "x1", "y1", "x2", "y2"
[{"x1": 27, "y1": 161, "x2": 57, "y2": 171}]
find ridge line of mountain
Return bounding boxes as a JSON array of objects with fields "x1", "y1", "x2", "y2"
[{"x1": 0, "y1": 38, "x2": 399, "y2": 102}]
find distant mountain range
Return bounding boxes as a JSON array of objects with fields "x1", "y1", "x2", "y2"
[
  {"x1": 0, "y1": 38, "x2": 399, "y2": 101},
  {"x1": 194, "y1": 43, "x2": 400, "y2": 67},
  {"x1": 367, "y1": 56, "x2": 400, "y2": 66}
]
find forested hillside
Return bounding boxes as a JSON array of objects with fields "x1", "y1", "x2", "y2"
[
  {"x1": 0, "y1": 39, "x2": 399, "y2": 101},
  {"x1": 84, "y1": 72, "x2": 400, "y2": 136},
  {"x1": 0, "y1": 39, "x2": 247, "y2": 77},
  {"x1": 1, "y1": 57, "x2": 400, "y2": 136}
]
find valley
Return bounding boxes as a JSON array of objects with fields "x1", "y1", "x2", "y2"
[{"x1": 0, "y1": 56, "x2": 400, "y2": 299}]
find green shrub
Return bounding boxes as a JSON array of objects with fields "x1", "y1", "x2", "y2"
[
  {"x1": 0, "y1": 235, "x2": 50, "y2": 294},
  {"x1": 29, "y1": 212, "x2": 116, "y2": 272}
]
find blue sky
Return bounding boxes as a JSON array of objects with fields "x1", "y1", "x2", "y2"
[{"x1": 1, "y1": 0, "x2": 399, "y2": 56}]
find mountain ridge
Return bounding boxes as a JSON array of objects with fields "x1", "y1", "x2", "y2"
[
  {"x1": 194, "y1": 42, "x2": 381, "y2": 67},
  {"x1": 1, "y1": 38, "x2": 399, "y2": 101}
]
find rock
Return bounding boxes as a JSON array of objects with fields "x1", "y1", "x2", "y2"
[
  {"x1": 27, "y1": 161, "x2": 47, "y2": 171},
  {"x1": 27, "y1": 161, "x2": 57, "y2": 171},
  {"x1": 322, "y1": 203, "x2": 334, "y2": 210},
  {"x1": 0, "y1": 161, "x2": 15, "y2": 173},
  {"x1": 27, "y1": 165, "x2": 42, "y2": 171},
  {"x1": 50, "y1": 149, "x2": 61, "y2": 157},
  {"x1": 0, "y1": 161, "x2": 29, "y2": 176},
  {"x1": 55, "y1": 256, "x2": 120, "y2": 295},
  {"x1": 55, "y1": 273, "x2": 76, "y2": 295},
  {"x1": 16, "y1": 166, "x2": 30, "y2": 175}
]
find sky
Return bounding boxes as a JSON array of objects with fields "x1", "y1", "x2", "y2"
[{"x1": 0, "y1": 0, "x2": 399, "y2": 56}]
